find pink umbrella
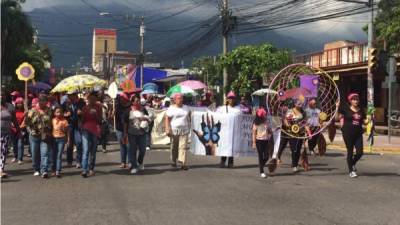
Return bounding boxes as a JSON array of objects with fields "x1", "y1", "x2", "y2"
[
  {"x1": 178, "y1": 80, "x2": 207, "y2": 90},
  {"x1": 278, "y1": 87, "x2": 311, "y2": 101}
]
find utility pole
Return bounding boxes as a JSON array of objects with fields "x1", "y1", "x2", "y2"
[
  {"x1": 366, "y1": 0, "x2": 375, "y2": 114},
  {"x1": 222, "y1": 0, "x2": 229, "y2": 100},
  {"x1": 335, "y1": 0, "x2": 375, "y2": 111},
  {"x1": 387, "y1": 57, "x2": 397, "y2": 143},
  {"x1": 140, "y1": 16, "x2": 145, "y2": 88},
  {"x1": 33, "y1": 28, "x2": 38, "y2": 44}
]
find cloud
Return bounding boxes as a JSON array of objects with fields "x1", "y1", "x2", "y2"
[{"x1": 21, "y1": 0, "x2": 369, "y2": 67}]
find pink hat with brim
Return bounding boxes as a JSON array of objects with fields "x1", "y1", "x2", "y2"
[
  {"x1": 227, "y1": 91, "x2": 236, "y2": 98},
  {"x1": 15, "y1": 97, "x2": 24, "y2": 104},
  {"x1": 347, "y1": 93, "x2": 359, "y2": 102}
]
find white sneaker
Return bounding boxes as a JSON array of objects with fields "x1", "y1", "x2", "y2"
[
  {"x1": 349, "y1": 171, "x2": 358, "y2": 178},
  {"x1": 292, "y1": 167, "x2": 299, "y2": 173},
  {"x1": 138, "y1": 164, "x2": 145, "y2": 171},
  {"x1": 146, "y1": 147, "x2": 150, "y2": 151},
  {"x1": 130, "y1": 168, "x2": 138, "y2": 174},
  {"x1": 260, "y1": 173, "x2": 267, "y2": 178},
  {"x1": 11, "y1": 158, "x2": 17, "y2": 163},
  {"x1": 33, "y1": 171, "x2": 40, "y2": 176}
]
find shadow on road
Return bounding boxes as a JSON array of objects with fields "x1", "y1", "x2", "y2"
[
  {"x1": 1, "y1": 179, "x2": 21, "y2": 183},
  {"x1": 107, "y1": 168, "x2": 175, "y2": 176},
  {"x1": 324, "y1": 152, "x2": 345, "y2": 157},
  {"x1": 96, "y1": 162, "x2": 121, "y2": 167},
  {"x1": 360, "y1": 172, "x2": 399, "y2": 177}
]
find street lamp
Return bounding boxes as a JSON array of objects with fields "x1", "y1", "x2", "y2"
[{"x1": 99, "y1": 12, "x2": 110, "y2": 16}]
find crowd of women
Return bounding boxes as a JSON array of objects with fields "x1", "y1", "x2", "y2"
[{"x1": 0, "y1": 88, "x2": 367, "y2": 179}]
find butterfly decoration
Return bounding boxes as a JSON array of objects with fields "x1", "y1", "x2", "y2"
[
  {"x1": 193, "y1": 113, "x2": 222, "y2": 156},
  {"x1": 201, "y1": 119, "x2": 221, "y2": 144}
]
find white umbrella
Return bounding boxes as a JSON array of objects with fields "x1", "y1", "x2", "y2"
[{"x1": 252, "y1": 88, "x2": 277, "y2": 96}]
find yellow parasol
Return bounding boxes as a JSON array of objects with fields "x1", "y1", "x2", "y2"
[{"x1": 51, "y1": 74, "x2": 107, "y2": 93}]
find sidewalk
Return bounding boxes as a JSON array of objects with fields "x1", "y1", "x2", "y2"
[{"x1": 325, "y1": 130, "x2": 400, "y2": 154}]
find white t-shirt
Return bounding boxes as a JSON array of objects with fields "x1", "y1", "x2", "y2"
[
  {"x1": 166, "y1": 105, "x2": 191, "y2": 135},
  {"x1": 216, "y1": 105, "x2": 242, "y2": 114},
  {"x1": 305, "y1": 107, "x2": 321, "y2": 127}
]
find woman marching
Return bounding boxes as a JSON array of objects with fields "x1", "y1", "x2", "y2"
[
  {"x1": 280, "y1": 99, "x2": 307, "y2": 173},
  {"x1": 1, "y1": 93, "x2": 20, "y2": 178},
  {"x1": 338, "y1": 93, "x2": 367, "y2": 178},
  {"x1": 80, "y1": 92, "x2": 102, "y2": 178},
  {"x1": 252, "y1": 108, "x2": 272, "y2": 178},
  {"x1": 124, "y1": 95, "x2": 150, "y2": 174}
]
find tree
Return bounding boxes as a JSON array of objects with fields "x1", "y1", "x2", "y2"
[
  {"x1": 190, "y1": 56, "x2": 222, "y2": 87},
  {"x1": 373, "y1": 0, "x2": 400, "y2": 54},
  {"x1": 1, "y1": 0, "x2": 51, "y2": 90},
  {"x1": 220, "y1": 43, "x2": 292, "y2": 97}
]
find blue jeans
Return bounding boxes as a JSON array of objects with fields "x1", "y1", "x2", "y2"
[
  {"x1": 145, "y1": 132, "x2": 151, "y2": 148},
  {"x1": 30, "y1": 135, "x2": 49, "y2": 173},
  {"x1": 67, "y1": 127, "x2": 83, "y2": 165},
  {"x1": 116, "y1": 130, "x2": 131, "y2": 164},
  {"x1": 13, "y1": 134, "x2": 24, "y2": 161},
  {"x1": 82, "y1": 130, "x2": 98, "y2": 173},
  {"x1": 53, "y1": 138, "x2": 66, "y2": 172},
  {"x1": 128, "y1": 134, "x2": 146, "y2": 168}
]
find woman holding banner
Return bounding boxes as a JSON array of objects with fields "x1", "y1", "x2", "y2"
[
  {"x1": 165, "y1": 93, "x2": 191, "y2": 170},
  {"x1": 216, "y1": 91, "x2": 241, "y2": 168}
]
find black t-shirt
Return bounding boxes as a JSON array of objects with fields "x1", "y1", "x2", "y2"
[
  {"x1": 115, "y1": 101, "x2": 131, "y2": 132},
  {"x1": 63, "y1": 99, "x2": 85, "y2": 129},
  {"x1": 339, "y1": 104, "x2": 365, "y2": 134}
]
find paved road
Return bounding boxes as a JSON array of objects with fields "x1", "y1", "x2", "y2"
[{"x1": 2, "y1": 143, "x2": 400, "y2": 225}]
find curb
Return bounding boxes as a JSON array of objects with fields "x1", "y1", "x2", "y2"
[{"x1": 327, "y1": 144, "x2": 400, "y2": 154}]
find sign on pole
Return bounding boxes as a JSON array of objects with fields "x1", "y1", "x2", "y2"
[
  {"x1": 16, "y1": 62, "x2": 35, "y2": 111},
  {"x1": 107, "y1": 82, "x2": 118, "y2": 99},
  {"x1": 107, "y1": 82, "x2": 118, "y2": 132}
]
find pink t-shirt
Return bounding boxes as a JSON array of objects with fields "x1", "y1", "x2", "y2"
[
  {"x1": 252, "y1": 123, "x2": 271, "y2": 140},
  {"x1": 82, "y1": 103, "x2": 102, "y2": 137}
]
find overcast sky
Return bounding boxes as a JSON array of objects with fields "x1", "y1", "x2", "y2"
[{"x1": 21, "y1": 0, "x2": 369, "y2": 68}]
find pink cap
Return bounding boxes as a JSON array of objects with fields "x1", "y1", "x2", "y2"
[
  {"x1": 256, "y1": 108, "x2": 267, "y2": 118},
  {"x1": 15, "y1": 97, "x2": 24, "y2": 104},
  {"x1": 173, "y1": 93, "x2": 183, "y2": 99},
  {"x1": 227, "y1": 91, "x2": 236, "y2": 98},
  {"x1": 119, "y1": 92, "x2": 130, "y2": 101},
  {"x1": 11, "y1": 91, "x2": 20, "y2": 96},
  {"x1": 31, "y1": 98, "x2": 39, "y2": 106},
  {"x1": 347, "y1": 93, "x2": 359, "y2": 102}
]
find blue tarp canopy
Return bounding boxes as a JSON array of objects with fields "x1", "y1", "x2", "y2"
[{"x1": 135, "y1": 67, "x2": 167, "y2": 88}]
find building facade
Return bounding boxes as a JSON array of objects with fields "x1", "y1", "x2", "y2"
[
  {"x1": 295, "y1": 40, "x2": 399, "y2": 124},
  {"x1": 92, "y1": 28, "x2": 117, "y2": 72}
]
